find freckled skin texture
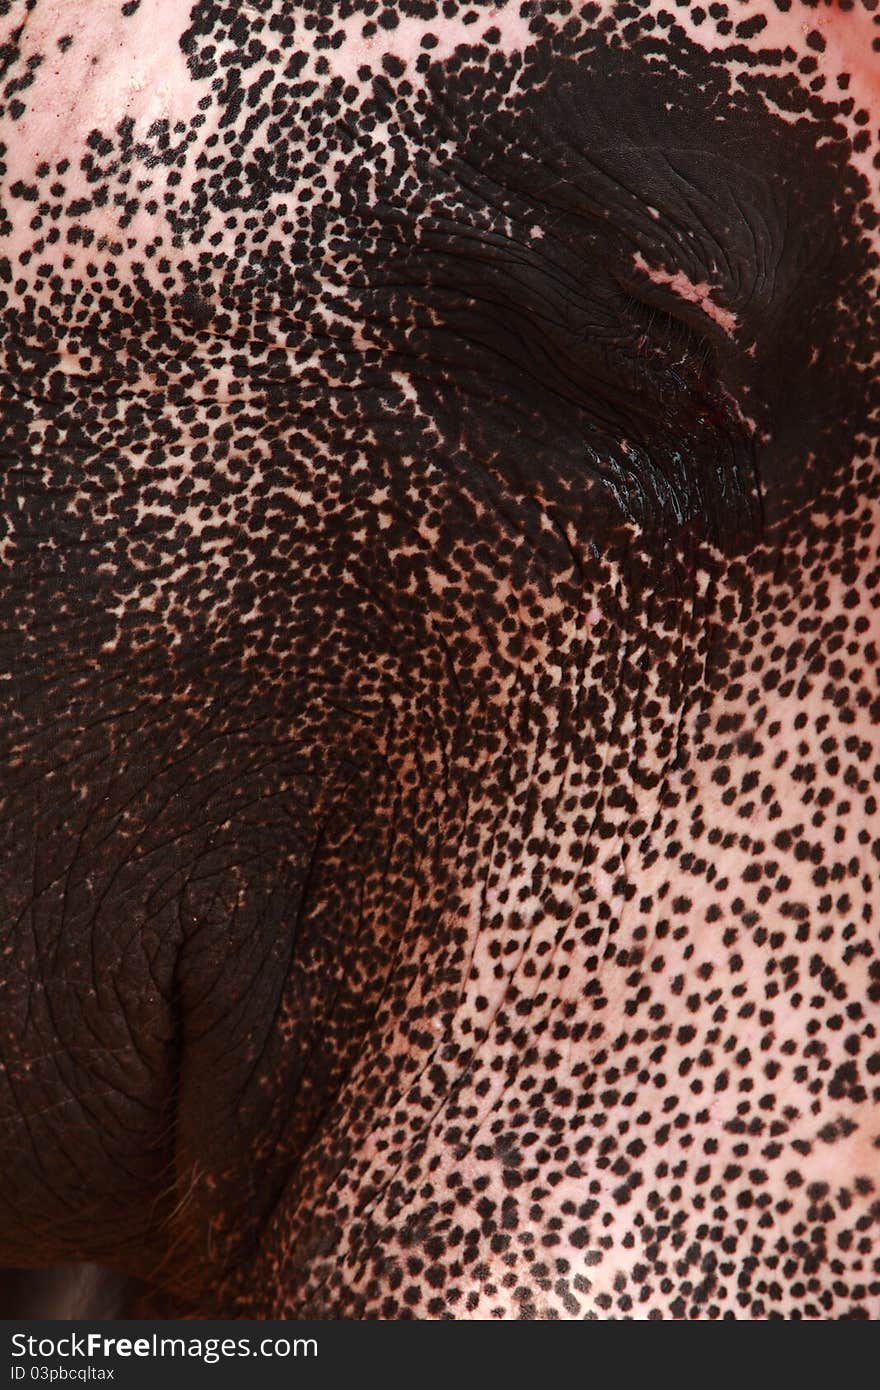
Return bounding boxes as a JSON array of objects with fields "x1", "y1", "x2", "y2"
[{"x1": 0, "y1": 0, "x2": 878, "y2": 1319}]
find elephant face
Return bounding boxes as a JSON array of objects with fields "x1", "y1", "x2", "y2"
[{"x1": 0, "y1": 0, "x2": 878, "y2": 1318}]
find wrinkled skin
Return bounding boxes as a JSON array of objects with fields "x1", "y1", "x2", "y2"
[{"x1": 0, "y1": 0, "x2": 878, "y2": 1319}]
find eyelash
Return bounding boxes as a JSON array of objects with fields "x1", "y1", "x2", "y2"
[{"x1": 621, "y1": 290, "x2": 709, "y2": 359}]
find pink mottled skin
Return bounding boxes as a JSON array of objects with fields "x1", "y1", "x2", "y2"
[{"x1": 0, "y1": 0, "x2": 878, "y2": 1320}]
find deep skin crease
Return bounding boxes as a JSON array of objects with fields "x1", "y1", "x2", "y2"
[{"x1": 0, "y1": 0, "x2": 878, "y2": 1318}]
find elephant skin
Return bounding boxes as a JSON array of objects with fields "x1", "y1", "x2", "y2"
[{"x1": 0, "y1": 0, "x2": 878, "y2": 1318}]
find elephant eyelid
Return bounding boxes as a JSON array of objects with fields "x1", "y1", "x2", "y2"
[
  {"x1": 609, "y1": 270, "x2": 722, "y2": 373},
  {"x1": 617, "y1": 284, "x2": 712, "y2": 360}
]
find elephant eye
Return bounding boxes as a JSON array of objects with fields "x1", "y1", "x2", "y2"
[
  {"x1": 613, "y1": 276, "x2": 716, "y2": 382},
  {"x1": 572, "y1": 267, "x2": 760, "y2": 543}
]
